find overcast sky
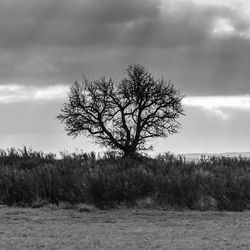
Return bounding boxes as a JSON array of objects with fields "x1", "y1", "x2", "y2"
[{"x1": 0, "y1": 0, "x2": 250, "y2": 154}]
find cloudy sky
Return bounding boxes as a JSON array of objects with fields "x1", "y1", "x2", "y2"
[{"x1": 0, "y1": 0, "x2": 250, "y2": 154}]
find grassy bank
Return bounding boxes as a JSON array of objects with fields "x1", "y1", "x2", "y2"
[
  {"x1": 0, "y1": 148, "x2": 250, "y2": 211},
  {"x1": 2, "y1": 207, "x2": 250, "y2": 249}
]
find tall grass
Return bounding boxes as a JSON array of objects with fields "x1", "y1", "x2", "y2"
[{"x1": 0, "y1": 148, "x2": 250, "y2": 211}]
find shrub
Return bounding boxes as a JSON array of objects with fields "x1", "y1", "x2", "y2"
[{"x1": 0, "y1": 148, "x2": 250, "y2": 211}]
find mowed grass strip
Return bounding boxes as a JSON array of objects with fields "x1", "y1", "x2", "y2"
[{"x1": 0, "y1": 206, "x2": 250, "y2": 249}]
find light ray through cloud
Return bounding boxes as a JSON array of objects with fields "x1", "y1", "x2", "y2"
[
  {"x1": 183, "y1": 95, "x2": 250, "y2": 119},
  {"x1": 161, "y1": 0, "x2": 250, "y2": 39},
  {"x1": 212, "y1": 18, "x2": 235, "y2": 36},
  {"x1": 0, "y1": 85, "x2": 68, "y2": 103}
]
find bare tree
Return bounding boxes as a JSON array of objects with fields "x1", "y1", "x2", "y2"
[{"x1": 57, "y1": 64, "x2": 184, "y2": 158}]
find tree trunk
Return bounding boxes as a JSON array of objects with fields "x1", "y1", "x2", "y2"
[{"x1": 123, "y1": 147, "x2": 137, "y2": 158}]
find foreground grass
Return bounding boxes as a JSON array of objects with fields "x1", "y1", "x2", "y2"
[
  {"x1": 1, "y1": 148, "x2": 250, "y2": 211},
  {"x1": 0, "y1": 206, "x2": 250, "y2": 249}
]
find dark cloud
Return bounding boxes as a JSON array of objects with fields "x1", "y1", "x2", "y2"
[
  {"x1": 0, "y1": 0, "x2": 161, "y2": 49},
  {"x1": 0, "y1": 0, "x2": 249, "y2": 95},
  {"x1": 0, "y1": 0, "x2": 237, "y2": 49},
  {"x1": 172, "y1": 37, "x2": 250, "y2": 95}
]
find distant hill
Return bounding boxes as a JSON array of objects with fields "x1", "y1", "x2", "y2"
[{"x1": 182, "y1": 152, "x2": 250, "y2": 161}]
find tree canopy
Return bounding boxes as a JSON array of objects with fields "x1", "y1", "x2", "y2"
[{"x1": 58, "y1": 64, "x2": 184, "y2": 157}]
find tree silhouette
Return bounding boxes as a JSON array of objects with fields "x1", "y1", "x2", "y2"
[{"x1": 57, "y1": 64, "x2": 184, "y2": 157}]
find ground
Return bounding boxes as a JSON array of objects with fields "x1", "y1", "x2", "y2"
[{"x1": 1, "y1": 206, "x2": 250, "y2": 249}]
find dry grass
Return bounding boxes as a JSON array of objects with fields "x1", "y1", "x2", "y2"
[{"x1": 1, "y1": 206, "x2": 250, "y2": 249}]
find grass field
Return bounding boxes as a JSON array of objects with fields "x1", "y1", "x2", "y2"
[{"x1": 1, "y1": 206, "x2": 250, "y2": 249}]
